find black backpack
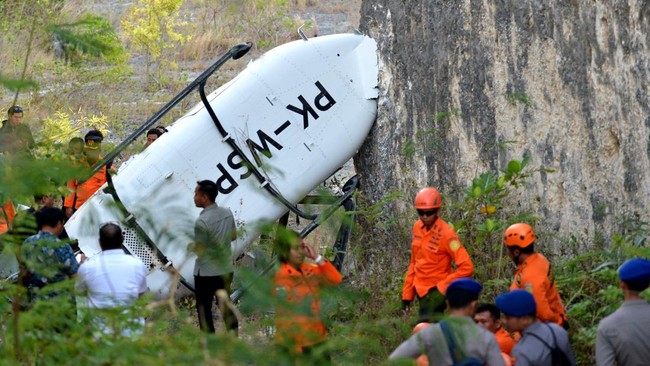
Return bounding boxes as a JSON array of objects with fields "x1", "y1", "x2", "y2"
[
  {"x1": 439, "y1": 320, "x2": 484, "y2": 366},
  {"x1": 526, "y1": 323, "x2": 573, "y2": 366}
]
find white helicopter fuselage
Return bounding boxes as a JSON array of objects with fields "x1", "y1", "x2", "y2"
[{"x1": 64, "y1": 33, "x2": 378, "y2": 298}]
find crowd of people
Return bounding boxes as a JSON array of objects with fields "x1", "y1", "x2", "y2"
[
  {"x1": 1, "y1": 104, "x2": 649, "y2": 365},
  {"x1": 0, "y1": 105, "x2": 166, "y2": 336},
  {"x1": 388, "y1": 187, "x2": 649, "y2": 366}
]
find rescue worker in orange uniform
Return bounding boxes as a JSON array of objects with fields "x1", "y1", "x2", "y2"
[
  {"x1": 273, "y1": 229, "x2": 343, "y2": 356},
  {"x1": 474, "y1": 303, "x2": 517, "y2": 365},
  {"x1": 0, "y1": 200, "x2": 16, "y2": 235},
  {"x1": 64, "y1": 130, "x2": 107, "y2": 218},
  {"x1": 504, "y1": 223, "x2": 568, "y2": 328},
  {"x1": 402, "y1": 187, "x2": 475, "y2": 322}
]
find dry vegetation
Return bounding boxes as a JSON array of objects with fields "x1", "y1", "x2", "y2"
[{"x1": 1, "y1": 0, "x2": 360, "y2": 145}]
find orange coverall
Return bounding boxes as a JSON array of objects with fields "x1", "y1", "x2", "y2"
[
  {"x1": 274, "y1": 260, "x2": 342, "y2": 352},
  {"x1": 495, "y1": 326, "x2": 516, "y2": 356},
  {"x1": 0, "y1": 200, "x2": 16, "y2": 234},
  {"x1": 64, "y1": 159, "x2": 107, "y2": 210},
  {"x1": 510, "y1": 252, "x2": 567, "y2": 326},
  {"x1": 402, "y1": 218, "x2": 474, "y2": 300}
]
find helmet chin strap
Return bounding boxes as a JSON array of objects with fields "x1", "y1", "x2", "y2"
[{"x1": 509, "y1": 248, "x2": 521, "y2": 265}]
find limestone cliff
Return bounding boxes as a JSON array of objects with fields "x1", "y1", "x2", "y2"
[{"x1": 356, "y1": 1, "x2": 649, "y2": 249}]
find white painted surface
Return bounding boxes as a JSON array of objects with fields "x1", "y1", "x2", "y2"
[{"x1": 65, "y1": 33, "x2": 378, "y2": 297}]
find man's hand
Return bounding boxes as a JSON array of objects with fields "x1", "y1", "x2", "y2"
[
  {"x1": 302, "y1": 240, "x2": 317, "y2": 260},
  {"x1": 402, "y1": 299, "x2": 412, "y2": 315}
]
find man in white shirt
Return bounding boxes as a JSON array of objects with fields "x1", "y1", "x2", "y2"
[{"x1": 76, "y1": 223, "x2": 148, "y2": 336}]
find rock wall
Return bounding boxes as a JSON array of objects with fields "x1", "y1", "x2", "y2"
[{"x1": 356, "y1": 0, "x2": 649, "y2": 247}]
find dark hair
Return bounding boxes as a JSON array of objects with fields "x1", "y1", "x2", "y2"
[
  {"x1": 273, "y1": 228, "x2": 300, "y2": 263},
  {"x1": 99, "y1": 223, "x2": 124, "y2": 250},
  {"x1": 508, "y1": 243, "x2": 535, "y2": 254},
  {"x1": 476, "y1": 303, "x2": 501, "y2": 320},
  {"x1": 8, "y1": 105, "x2": 23, "y2": 116},
  {"x1": 447, "y1": 288, "x2": 480, "y2": 309},
  {"x1": 155, "y1": 125, "x2": 167, "y2": 133},
  {"x1": 196, "y1": 180, "x2": 219, "y2": 202},
  {"x1": 84, "y1": 129, "x2": 104, "y2": 143},
  {"x1": 35, "y1": 207, "x2": 65, "y2": 229},
  {"x1": 68, "y1": 137, "x2": 84, "y2": 147},
  {"x1": 147, "y1": 128, "x2": 162, "y2": 137},
  {"x1": 625, "y1": 280, "x2": 650, "y2": 292}
]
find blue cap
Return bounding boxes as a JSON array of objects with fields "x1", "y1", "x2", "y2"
[
  {"x1": 496, "y1": 289, "x2": 536, "y2": 317},
  {"x1": 446, "y1": 278, "x2": 483, "y2": 296},
  {"x1": 618, "y1": 258, "x2": 650, "y2": 283}
]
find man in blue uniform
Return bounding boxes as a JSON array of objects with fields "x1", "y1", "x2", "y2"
[
  {"x1": 596, "y1": 258, "x2": 650, "y2": 366},
  {"x1": 496, "y1": 289, "x2": 575, "y2": 366}
]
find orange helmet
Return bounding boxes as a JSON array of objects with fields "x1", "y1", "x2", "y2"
[
  {"x1": 414, "y1": 188, "x2": 442, "y2": 209},
  {"x1": 412, "y1": 322, "x2": 430, "y2": 334},
  {"x1": 503, "y1": 223, "x2": 536, "y2": 248}
]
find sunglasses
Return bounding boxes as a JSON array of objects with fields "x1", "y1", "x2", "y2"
[
  {"x1": 9, "y1": 105, "x2": 23, "y2": 114},
  {"x1": 417, "y1": 209, "x2": 439, "y2": 217}
]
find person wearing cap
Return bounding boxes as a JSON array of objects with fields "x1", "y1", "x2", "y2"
[
  {"x1": 503, "y1": 223, "x2": 568, "y2": 328},
  {"x1": 390, "y1": 278, "x2": 504, "y2": 365},
  {"x1": 496, "y1": 289, "x2": 575, "y2": 366},
  {"x1": 0, "y1": 105, "x2": 34, "y2": 154},
  {"x1": 63, "y1": 130, "x2": 108, "y2": 218},
  {"x1": 402, "y1": 187, "x2": 475, "y2": 322},
  {"x1": 596, "y1": 258, "x2": 650, "y2": 366}
]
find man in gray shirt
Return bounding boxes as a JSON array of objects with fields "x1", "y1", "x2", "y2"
[
  {"x1": 389, "y1": 278, "x2": 505, "y2": 365},
  {"x1": 596, "y1": 258, "x2": 650, "y2": 366},
  {"x1": 192, "y1": 180, "x2": 238, "y2": 335},
  {"x1": 496, "y1": 289, "x2": 576, "y2": 366}
]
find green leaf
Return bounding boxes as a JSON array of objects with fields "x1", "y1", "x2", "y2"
[
  {"x1": 0, "y1": 75, "x2": 38, "y2": 91},
  {"x1": 507, "y1": 159, "x2": 522, "y2": 174}
]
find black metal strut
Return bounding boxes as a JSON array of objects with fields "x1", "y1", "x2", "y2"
[
  {"x1": 84, "y1": 43, "x2": 252, "y2": 291},
  {"x1": 88, "y1": 42, "x2": 252, "y2": 178},
  {"x1": 230, "y1": 175, "x2": 359, "y2": 302},
  {"x1": 197, "y1": 81, "x2": 318, "y2": 220}
]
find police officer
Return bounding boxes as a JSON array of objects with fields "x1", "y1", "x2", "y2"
[
  {"x1": 390, "y1": 278, "x2": 504, "y2": 366},
  {"x1": 503, "y1": 223, "x2": 568, "y2": 328},
  {"x1": 496, "y1": 289, "x2": 576, "y2": 366},
  {"x1": 596, "y1": 258, "x2": 650, "y2": 366},
  {"x1": 402, "y1": 187, "x2": 474, "y2": 322}
]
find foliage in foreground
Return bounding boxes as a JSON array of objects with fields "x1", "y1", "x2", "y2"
[{"x1": 1, "y1": 147, "x2": 648, "y2": 365}]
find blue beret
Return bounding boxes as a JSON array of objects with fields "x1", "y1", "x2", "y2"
[
  {"x1": 496, "y1": 290, "x2": 536, "y2": 317},
  {"x1": 446, "y1": 278, "x2": 482, "y2": 296},
  {"x1": 619, "y1": 258, "x2": 650, "y2": 283}
]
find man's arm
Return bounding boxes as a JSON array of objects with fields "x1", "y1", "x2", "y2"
[
  {"x1": 63, "y1": 180, "x2": 78, "y2": 217},
  {"x1": 484, "y1": 334, "x2": 506, "y2": 366},
  {"x1": 401, "y1": 232, "x2": 417, "y2": 302},
  {"x1": 437, "y1": 236, "x2": 474, "y2": 294},
  {"x1": 193, "y1": 219, "x2": 209, "y2": 254},
  {"x1": 228, "y1": 213, "x2": 236, "y2": 241},
  {"x1": 595, "y1": 323, "x2": 616, "y2": 366},
  {"x1": 137, "y1": 262, "x2": 148, "y2": 297},
  {"x1": 520, "y1": 266, "x2": 560, "y2": 324},
  {"x1": 389, "y1": 332, "x2": 429, "y2": 360},
  {"x1": 74, "y1": 265, "x2": 87, "y2": 293}
]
